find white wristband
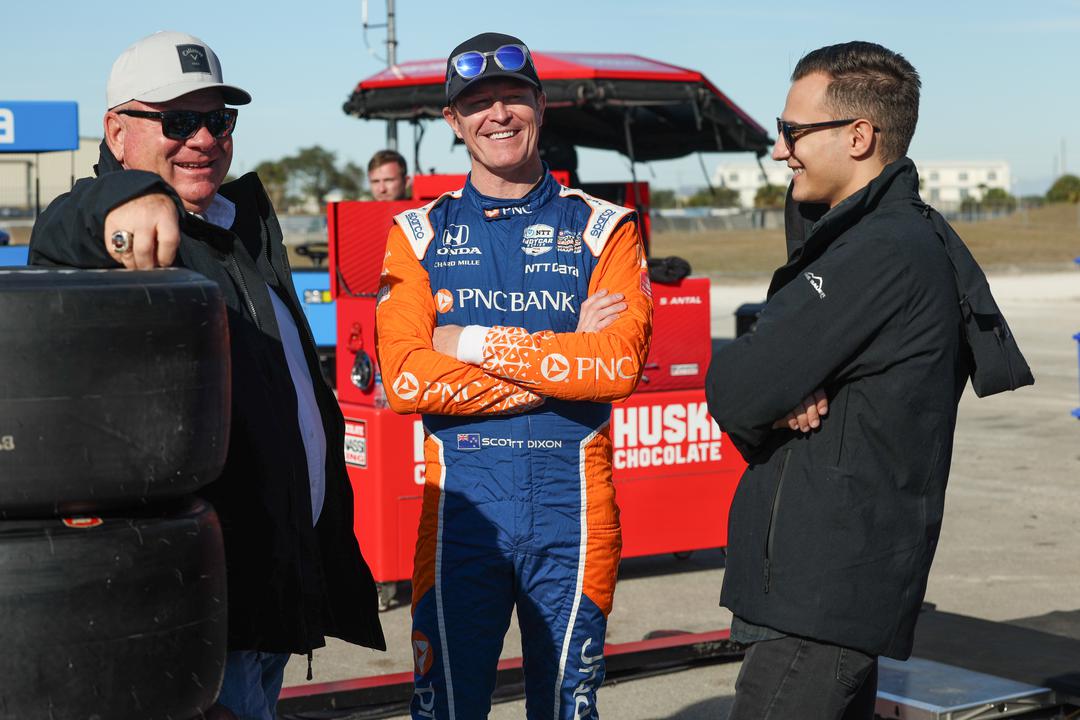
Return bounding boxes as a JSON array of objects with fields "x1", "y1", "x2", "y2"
[{"x1": 456, "y1": 325, "x2": 490, "y2": 365}]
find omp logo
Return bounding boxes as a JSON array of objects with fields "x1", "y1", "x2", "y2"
[
  {"x1": 412, "y1": 631, "x2": 434, "y2": 675},
  {"x1": 0, "y1": 435, "x2": 13, "y2": 451},
  {"x1": 804, "y1": 272, "x2": 826, "y2": 299},
  {"x1": 434, "y1": 289, "x2": 454, "y2": 313},
  {"x1": 456, "y1": 289, "x2": 575, "y2": 313},
  {"x1": 589, "y1": 209, "x2": 617, "y2": 238},
  {"x1": 406, "y1": 212, "x2": 426, "y2": 239},
  {"x1": 442, "y1": 224, "x2": 469, "y2": 247},
  {"x1": 392, "y1": 372, "x2": 420, "y2": 400},
  {"x1": 573, "y1": 638, "x2": 604, "y2": 718},
  {"x1": 541, "y1": 354, "x2": 571, "y2": 382}
]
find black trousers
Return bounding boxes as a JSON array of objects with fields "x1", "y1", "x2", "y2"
[{"x1": 728, "y1": 635, "x2": 878, "y2": 720}]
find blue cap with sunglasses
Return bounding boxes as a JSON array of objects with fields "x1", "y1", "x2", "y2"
[{"x1": 445, "y1": 32, "x2": 542, "y2": 105}]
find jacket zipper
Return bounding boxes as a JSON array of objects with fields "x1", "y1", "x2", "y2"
[
  {"x1": 764, "y1": 448, "x2": 791, "y2": 593},
  {"x1": 230, "y1": 255, "x2": 261, "y2": 329}
]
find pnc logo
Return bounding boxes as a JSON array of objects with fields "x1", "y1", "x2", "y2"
[
  {"x1": 541, "y1": 354, "x2": 571, "y2": 382},
  {"x1": 393, "y1": 372, "x2": 420, "y2": 400},
  {"x1": 434, "y1": 289, "x2": 454, "y2": 313},
  {"x1": 412, "y1": 630, "x2": 434, "y2": 676}
]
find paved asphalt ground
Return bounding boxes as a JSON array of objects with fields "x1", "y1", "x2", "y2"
[{"x1": 282, "y1": 269, "x2": 1080, "y2": 719}]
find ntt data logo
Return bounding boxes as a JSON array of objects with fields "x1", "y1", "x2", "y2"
[
  {"x1": 393, "y1": 372, "x2": 420, "y2": 400},
  {"x1": 541, "y1": 354, "x2": 571, "y2": 382}
]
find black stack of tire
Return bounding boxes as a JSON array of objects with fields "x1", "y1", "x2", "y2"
[{"x1": 0, "y1": 268, "x2": 232, "y2": 720}]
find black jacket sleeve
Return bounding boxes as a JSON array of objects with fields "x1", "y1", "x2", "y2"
[
  {"x1": 29, "y1": 170, "x2": 181, "y2": 268},
  {"x1": 705, "y1": 233, "x2": 908, "y2": 457}
]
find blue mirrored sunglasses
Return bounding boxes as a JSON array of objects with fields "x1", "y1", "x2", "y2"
[{"x1": 451, "y1": 44, "x2": 529, "y2": 80}]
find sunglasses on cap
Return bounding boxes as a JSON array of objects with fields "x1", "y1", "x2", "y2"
[
  {"x1": 776, "y1": 117, "x2": 881, "y2": 153},
  {"x1": 117, "y1": 108, "x2": 238, "y2": 141},
  {"x1": 450, "y1": 44, "x2": 530, "y2": 80}
]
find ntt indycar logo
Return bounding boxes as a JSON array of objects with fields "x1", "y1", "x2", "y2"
[
  {"x1": 612, "y1": 401, "x2": 724, "y2": 469},
  {"x1": 454, "y1": 288, "x2": 576, "y2": 313}
]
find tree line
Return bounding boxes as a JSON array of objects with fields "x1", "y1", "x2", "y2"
[{"x1": 252, "y1": 146, "x2": 366, "y2": 211}]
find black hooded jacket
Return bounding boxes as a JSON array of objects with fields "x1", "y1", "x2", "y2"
[
  {"x1": 29, "y1": 142, "x2": 385, "y2": 655},
  {"x1": 705, "y1": 158, "x2": 968, "y2": 659}
]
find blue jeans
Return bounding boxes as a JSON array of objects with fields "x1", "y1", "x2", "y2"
[{"x1": 216, "y1": 651, "x2": 291, "y2": 720}]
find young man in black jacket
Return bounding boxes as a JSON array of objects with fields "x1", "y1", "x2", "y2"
[
  {"x1": 28, "y1": 31, "x2": 384, "y2": 720},
  {"x1": 706, "y1": 42, "x2": 969, "y2": 719}
]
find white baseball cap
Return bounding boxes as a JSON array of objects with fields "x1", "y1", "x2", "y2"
[{"x1": 107, "y1": 31, "x2": 252, "y2": 109}]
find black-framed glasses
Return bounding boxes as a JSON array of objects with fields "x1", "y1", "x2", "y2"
[
  {"x1": 117, "y1": 108, "x2": 238, "y2": 141},
  {"x1": 776, "y1": 117, "x2": 877, "y2": 152},
  {"x1": 450, "y1": 44, "x2": 530, "y2": 80}
]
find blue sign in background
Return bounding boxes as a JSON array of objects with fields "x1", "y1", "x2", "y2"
[{"x1": 0, "y1": 101, "x2": 79, "y2": 153}]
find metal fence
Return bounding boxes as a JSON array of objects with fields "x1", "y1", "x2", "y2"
[{"x1": 650, "y1": 208, "x2": 785, "y2": 233}]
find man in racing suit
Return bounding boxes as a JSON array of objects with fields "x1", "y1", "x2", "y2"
[{"x1": 375, "y1": 32, "x2": 653, "y2": 719}]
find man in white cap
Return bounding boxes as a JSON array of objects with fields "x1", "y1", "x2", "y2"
[{"x1": 29, "y1": 31, "x2": 385, "y2": 720}]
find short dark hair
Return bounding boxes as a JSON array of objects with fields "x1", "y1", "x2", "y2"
[
  {"x1": 368, "y1": 149, "x2": 407, "y2": 175},
  {"x1": 792, "y1": 42, "x2": 920, "y2": 164}
]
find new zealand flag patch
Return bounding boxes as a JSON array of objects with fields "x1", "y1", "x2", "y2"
[
  {"x1": 457, "y1": 433, "x2": 481, "y2": 450},
  {"x1": 177, "y1": 44, "x2": 211, "y2": 74}
]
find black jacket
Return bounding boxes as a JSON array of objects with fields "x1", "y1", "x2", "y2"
[
  {"x1": 705, "y1": 159, "x2": 967, "y2": 659},
  {"x1": 29, "y1": 143, "x2": 385, "y2": 655}
]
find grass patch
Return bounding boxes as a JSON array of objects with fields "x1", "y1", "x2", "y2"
[{"x1": 652, "y1": 204, "x2": 1080, "y2": 278}]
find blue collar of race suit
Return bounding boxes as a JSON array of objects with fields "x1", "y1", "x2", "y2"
[{"x1": 462, "y1": 166, "x2": 561, "y2": 221}]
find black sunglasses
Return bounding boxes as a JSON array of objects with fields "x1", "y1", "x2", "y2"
[
  {"x1": 776, "y1": 117, "x2": 878, "y2": 153},
  {"x1": 117, "y1": 108, "x2": 238, "y2": 141}
]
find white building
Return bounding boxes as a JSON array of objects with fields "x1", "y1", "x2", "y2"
[
  {"x1": 712, "y1": 162, "x2": 793, "y2": 208},
  {"x1": 916, "y1": 161, "x2": 1010, "y2": 205},
  {"x1": 0, "y1": 136, "x2": 100, "y2": 213},
  {"x1": 712, "y1": 159, "x2": 1012, "y2": 209}
]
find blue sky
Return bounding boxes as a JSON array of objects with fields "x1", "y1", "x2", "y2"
[{"x1": 6, "y1": 0, "x2": 1078, "y2": 195}]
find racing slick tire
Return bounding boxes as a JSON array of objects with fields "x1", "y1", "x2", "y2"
[
  {"x1": 0, "y1": 497, "x2": 226, "y2": 720},
  {"x1": 0, "y1": 268, "x2": 230, "y2": 516}
]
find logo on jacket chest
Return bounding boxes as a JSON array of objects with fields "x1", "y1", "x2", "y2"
[
  {"x1": 437, "y1": 224, "x2": 481, "y2": 256},
  {"x1": 453, "y1": 288, "x2": 577, "y2": 314},
  {"x1": 433, "y1": 223, "x2": 482, "y2": 268},
  {"x1": 521, "y1": 224, "x2": 555, "y2": 256}
]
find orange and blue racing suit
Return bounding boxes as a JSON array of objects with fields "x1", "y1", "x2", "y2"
[{"x1": 375, "y1": 170, "x2": 653, "y2": 719}]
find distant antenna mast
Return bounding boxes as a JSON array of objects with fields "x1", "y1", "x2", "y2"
[{"x1": 361, "y1": 0, "x2": 399, "y2": 150}]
